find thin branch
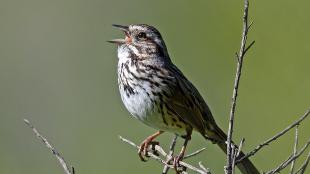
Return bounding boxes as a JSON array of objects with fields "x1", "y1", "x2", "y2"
[
  {"x1": 237, "y1": 109, "x2": 310, "y2": 163},
  {"x1": 199, "y1": 162, "x2": 211, "y2": 174},
  {"x1": 236, "y1": 138, "x2": 246, "y2": 158},
  {"x1": 244, "y1": 40, "x2": 255, "y2": 55},
  {"x1": 294, "y1": 151, "x2": 310, "y2": 174},
  {"x1": 232, "y1": 138, "x2": 245, "y2": 174},
  {"x1": 119, "y1": 136, "x2": 209, "y2": 174},
  {"x1": 231, "y1": 144, "x2": 237, "y2": 174},
  {"x1": 183, "y1": 147, "x2": 207, "y2": 160},
  {"x1": 266, "y1": 138, "x2": 310, "y2": 174},
  {"x1": 290, "y1": 126, "x2": 299, "y2": 174},
  {"x1": 162, "y1": 135, "x2": 178, "y2": 174},
  {"x1": 24, "y1": 119, "x2": 74, "y2": 174},
  {"x1": 226, "y1": 0, "x2": 253, "y2": 173},
  {"x1": 119, "y1": 136, "x2": 169, "y2": 165}
]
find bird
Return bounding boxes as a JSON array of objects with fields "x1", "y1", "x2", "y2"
[{"x1": 108, "y1": 24, "x2": 259, "y2": 174}]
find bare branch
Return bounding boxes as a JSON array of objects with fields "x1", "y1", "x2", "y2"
[
  {"x1": 294, "y1": 151, "x2": 310, "y2": 174},
  {"x1": 199, "y1": 161, "x2": 211, "y2": 174},
  {"x1": 236, "y1": 138, "x2": 246, "y2": 158},
  {"x1": 231, "y1": 144, "x2": 237, "y2": 174},
  {"x1": 266, "y1": 138, "x2": 310, "y2": 174},
  {"x1": 226, "y1": 0, "x2": 254, "y2": 173},
  {"x1": 237, "y1": 109, "x2": 310, "y2": 163},
  {"x1": 244, "y1": 40, "x2": 255, "y2": 55},
  {"x1": 24, "y1": 119, "x2": 74, "y2": 174},
  {"x1": 231, "y1": 138, "x2": 245, "y2": 174},
  {"x1": 119, "y1": 136, "x2": 209, "y2": 174},
  {"x1": 183, "y1": 147, "x2": 207, "y2": 159},
  {"x1": 162, "y1": 135, "x2": 178, "y2": 174},
  {"x1": 119, "y1": 136, "x2": 169, "y2": 165},
  {"x1": 290, "y1": 126, "x2": 299, "y2": 174}
]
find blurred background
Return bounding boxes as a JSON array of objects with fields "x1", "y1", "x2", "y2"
[{"x1": 0, "y1": 0, "x2": 309, "y2": 173}]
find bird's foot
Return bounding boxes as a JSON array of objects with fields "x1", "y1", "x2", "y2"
[
  {"x1": 173, "y1": 154, "x2": 186, "y2": 174},
  {"x1": 138, "y1": 139, "x2": 159, "y2": 162}
]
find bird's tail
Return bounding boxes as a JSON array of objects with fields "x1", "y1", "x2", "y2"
[{"x1": 204, "y1": 125, "x2": 260, "y2": 174}]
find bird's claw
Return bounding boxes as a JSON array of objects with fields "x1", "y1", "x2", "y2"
[
  {"x1": 138, "y1": 140, "x2": 160, "y2": 162},
  {"x1": 173, "y1": 154, "x2": 185, "y2": 174}
]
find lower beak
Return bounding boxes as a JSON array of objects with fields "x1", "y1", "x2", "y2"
[{"x1": 108, "y1": 24, "x2": 130, "y2": 44}]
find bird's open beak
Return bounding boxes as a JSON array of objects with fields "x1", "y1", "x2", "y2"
[{"x1": 108, "y1": 24, "x2": 131, "y2": 44}]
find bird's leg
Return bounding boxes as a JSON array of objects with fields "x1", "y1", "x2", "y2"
[
  {"x1": 173, "y1": 129, "x2": 192, "y2": 173},
  {"x1": 138, "y1": 130, "x2": 164, "y2": 162}
]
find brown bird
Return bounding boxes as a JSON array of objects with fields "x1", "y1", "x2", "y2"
[{"x1": 109, "y1": 24, "x2": 259, "y2": 174}]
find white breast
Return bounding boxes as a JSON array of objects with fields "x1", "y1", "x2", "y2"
[
  {"x1": 117, "y1": 45, "x2": 157, "y2": 120},
  {"x1": 116, "y1": 44, "x2": 187, "y2": 135}
]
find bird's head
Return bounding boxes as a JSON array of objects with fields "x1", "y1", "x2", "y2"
[{"x1": 108, "y1": 24, "x2": 169, "y2": 59}]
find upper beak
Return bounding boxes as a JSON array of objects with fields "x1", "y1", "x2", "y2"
[{"x1": 107, "y1": 24, "x2": 130, "y2": 44}]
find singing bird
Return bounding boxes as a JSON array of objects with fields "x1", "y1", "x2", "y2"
[{"x1": 109, "y1": 24, "x2": 259, "y2": 174}]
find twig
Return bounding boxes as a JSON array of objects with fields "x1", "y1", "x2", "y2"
[
  {"x1": 119, "y1": 136, "x2": 168, "y2": 164},
  {"x1": 199, "y1": 161, "x2": 211, "y2": 174},
  {"x1": 162, "y1": 135, "x2": 178, "y2": 174},
  {"x1": 183, "y1": 147, "x2": 207, "y2": 159},
  {"x1": 236, "y1": 138, "x2": 245, "y2": 158},
  {"x1": 237, "y1": 109, "x2": 310, "y2": 163},
  {"x1": 24, "y1": 119, "x2": 75, "y2": 174},
  {"x1": 294, "y1": 151, "x2": 310, "y2": 174},
  {"x1": 231, "y1": 138, "x2": 245, "y2": 174},
  {"x1": 231, "y1": 144, "x2": 237, "y2": 174},
  {"x1": 119, "y1": 136, "x2": 209, "y2": 174},
  {"x1": 265, "y1": 138, "x2": 310, "y2": 174},
  {"x1": 290, "y1": 126, "x2": 299, "y2": 174},
  {"x1": 244, "y1": 40, "x2": 255, "y2": 55},
  {"x1": 226, "y1": 0, "x2": 253, "y2": 173}
]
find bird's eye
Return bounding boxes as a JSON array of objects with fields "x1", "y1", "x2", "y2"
[{"x1": 137, "y1": 32, "x2": 147, "y2": 39}]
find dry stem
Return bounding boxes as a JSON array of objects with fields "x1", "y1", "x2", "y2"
[
  {"x1": 237, "y1": 109, "x2": 310, "y2": 163},
  {"x1": 162, "y1": 135, "x2": 178, "y2": 174},
  {"x1": 24, "y1": 119, "x2": 74, "y2": 174},
  {"x1": 226, "y1": 0, "x2": 254, "y2": 173},
  {"x1": 119, "y1": 136, "x2": 209, "y2": 174},
  {"x1": 265, "y1": 138, "x2": 310, "y2": 174}
]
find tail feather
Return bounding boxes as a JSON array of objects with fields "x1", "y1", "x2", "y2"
[{"x1": 205, "y1": 126, "x2": 260, "y2": 174}]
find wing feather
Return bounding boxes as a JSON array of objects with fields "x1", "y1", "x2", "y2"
[{"x1": 166, "y1": 65, "x2": 216, "y2": 134}]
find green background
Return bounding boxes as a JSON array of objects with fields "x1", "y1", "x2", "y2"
[{"x1": 0, "y1": 0, "x2": 309, "y2": 173}]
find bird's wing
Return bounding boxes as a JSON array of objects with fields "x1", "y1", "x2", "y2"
[{"x1": 166, "y1": 65, "x2": 217, "y2": 134}]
